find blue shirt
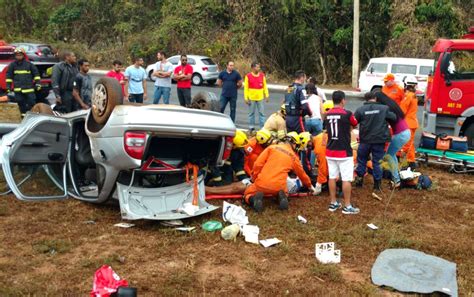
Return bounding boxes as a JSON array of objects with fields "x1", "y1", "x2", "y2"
[
  {"x1": 219, "y1": 70, "x2": 242, "y2": 97},
  {"x1": 125, "y1": 65, "x2": 147, "y2": 94}
]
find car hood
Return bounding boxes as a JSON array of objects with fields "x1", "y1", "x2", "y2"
[{"x1": 87, "y1": 104, "x2": 236, "y2": 138}]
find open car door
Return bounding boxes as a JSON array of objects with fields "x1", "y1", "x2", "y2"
[{"x1": 0, "y1": 114, "x2": 70, "y2": 201}]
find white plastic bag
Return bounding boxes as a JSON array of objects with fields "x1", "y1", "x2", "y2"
[{"x1": 222, "y1": 201, "x2": 249, "y2": 225}]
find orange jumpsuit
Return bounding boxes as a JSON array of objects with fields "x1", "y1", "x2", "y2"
[
  {"x1": 313, "y1": 133, "x2": 329, "y2": 185},
  {"x1": 244, "y1": 143, "x2": 312, "y2": 202},
  {"x1": 382, "y1": 84, "x2": 404, "y2": 106},
  {"x1": 400, "y1": 91, "x2": 419, "y2": 162},
  {"x1": 244, "y1": 137, "x2": 265, "y2": 175}
]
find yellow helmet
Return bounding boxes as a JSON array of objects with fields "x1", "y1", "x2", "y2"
[
  {"x1": 233, "y1": 129, "x2": 248, "y2": 148},
  {"x1": 298, "y1": 132, "x2": 312, "y2": 150},
  {"x1": 256, "y1": 128, "x2": 272, "y2": 144},
  {"x1": 323, "y1": 100, "x2": 334, "y2": 112},
  {"x1": 14, "y1": 47, "x2": 26, "y2": 55},
  {"x1": 280, "y1": 104, "x2": 286, "y2": 116},
  {"x1": 286, "y1": 131, "x2": 300, "y2": 145}
]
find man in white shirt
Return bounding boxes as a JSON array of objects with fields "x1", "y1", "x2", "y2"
[{"x1": 152, "y1": 51, "x2": 173, "y2": 104}]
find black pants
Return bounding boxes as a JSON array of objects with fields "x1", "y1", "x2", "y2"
[
  {"x1": 14, "y1": 92, "x2": 36, "y2": 113},
  {"x1": 59, "y1": 90, "x2": 76, "y2": 113},
  {"x1": 286, "y1": 115, "x2": 305, "y2": 133},
  {"x1": 177, "y1": 88, "x2": 191, "y2": 107},
  {"x1": 129, "y1": 93, "x2": 144, "y2": 103}
]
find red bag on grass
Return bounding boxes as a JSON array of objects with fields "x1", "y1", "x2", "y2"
[{"x1": 90, "y1": 265, "x2": 128, "y2": 297}]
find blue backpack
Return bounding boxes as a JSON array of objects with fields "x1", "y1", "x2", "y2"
[{"x1": 416, "y1": 175, "x2": 432, "y2": 190}]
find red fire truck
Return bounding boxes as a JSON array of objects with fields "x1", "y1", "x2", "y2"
[{"x1": 424, "y1": 28, "x2": 474, "y2": 148}]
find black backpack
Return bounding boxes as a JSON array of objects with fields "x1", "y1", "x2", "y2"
[{"x1": 284, "y1": 85, "x2": 301, "y2": 116}]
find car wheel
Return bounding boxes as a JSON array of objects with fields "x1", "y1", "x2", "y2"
[
  {"x1": 192, "y1": 73, "x2": 203, "y2": 86},
  {"x1": 91, "y1": 77, "x2": 123, "y2": 125},
  {"x1": 207, "y1": 79, "x2": 216, "y2": 86},
  {"x1": 464, "y1": 123, "x2": 474, "y2": 149}
]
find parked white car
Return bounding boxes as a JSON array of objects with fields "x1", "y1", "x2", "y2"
[
  {"x1": 146, "y1": 55, "x2": 219, "y2": 86},
  {"x1": 358, "y1": 57, "x2": 434, "y2": 96}
]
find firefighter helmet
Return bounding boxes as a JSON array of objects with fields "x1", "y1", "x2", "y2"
[
  {"x1": 256, "y1": 128, "x2": 272, "y2": 145},
  {"x1": 233, "y1": 129, "x2": 248, "y2": 148},
  {"x1": 280, "y1": 104, "x2": 286, "y2": 116},
  {"x1": 403, "y1": 75, "x2": 418, "y2": 85},
  {"x1": 14, "y1": 47, "x2": 26, "y2": 55},
  {"x1": 298, "y1": 132, "x2": 312, "y2": 150},
  {"x1": 286, "y1": 131, "x2": 300, "y2": 145},
  {"x1": 323, "y1": 100, "x2": 334, "y2": 112}
]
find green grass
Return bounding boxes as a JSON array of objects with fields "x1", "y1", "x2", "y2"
[
  {"x1": 32, "y1": 239, "x2": 72, "y2": 255},
  {"x1": 309, "y1": 262, "x2": 343, "y2": 282}
]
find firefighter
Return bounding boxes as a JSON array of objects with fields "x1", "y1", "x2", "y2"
[
  {"x1": 206, "y1": 129, "x2": 249, "y2": 186},
  {"x1": 263, "y1": 104, "x2": 287, "y2": 140},
  {"x1": 244, "y1": 128, "x2": 273, "y2": 175},
  {"x1": 6, "y1": 48, "x2": 41, "y2": 113},
  {"x1": 381, "y1": 73, "x2": 404, "y2": 106},
  {"x1": 244, "y1": 132, "x2": 317, "y2": 213},
  {"x1": 312, "y1": 131, "x2": 329, "y2": 195},
  {"x1": 400, "y1": 75, "x2": 419, "y2": 168}
]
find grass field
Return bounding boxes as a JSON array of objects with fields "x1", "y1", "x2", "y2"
[{"x1": 0, "y1": 166, "x2": 473, "y2": 296}]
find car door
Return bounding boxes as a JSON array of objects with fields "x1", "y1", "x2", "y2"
[{"x1": 0, "y1": 114, "x2": 70, "y2": 201}]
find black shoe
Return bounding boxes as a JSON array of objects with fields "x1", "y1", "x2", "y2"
[
  {"x1": 277, "y1": 190, "x2": 288, "y2": 210},
  {"x1": 251, "y1": 192, "x2": 264, "y2": 213},
  {"x1": 373, "y1": 179, "x2": 382, "y2": 191},
  {"x1": 355, "y1": 176, "x2": 363, "y2": 188}
]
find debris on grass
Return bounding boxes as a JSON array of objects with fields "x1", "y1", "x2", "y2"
[
  {"x1": 315, "y1": 242, "x2": 341, "y2": 264},
  {"x1": 242, "y1": 225, "x2": 259, "y2": 244},
  {"x1": 367, "y1": 223, "x2": 379, "y2": 230},
  {"x1": 260, "y1": 238, "x2": 282, "y2": 248},
  {"x1": 202, "y1": 220, "x2": 223, "y2": 232},
  {"x1": 175, "y1": 226, "x2": 196, "y2": 232},
  {"x1": 114, "y1": 222, "x2": 135, "y2": 228},
  {"x1": 372, "y1": 192, "x2": 383, "y2": 201},
  {"x1": 297, "y1": 215, "x2": 307, "y2": 224}
]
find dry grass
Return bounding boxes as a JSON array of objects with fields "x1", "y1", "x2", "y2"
[{"x1": 0, "y1": 166, "x2": 473, "y2": 295}]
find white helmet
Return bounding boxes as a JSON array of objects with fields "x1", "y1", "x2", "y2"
[{"x1": 403, "y1": 75, "x2": 418, "y2": 85}]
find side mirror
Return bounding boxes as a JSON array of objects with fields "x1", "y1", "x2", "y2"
[{"x1": 369, "y1": 67, "x2": 374, "y2": 74}]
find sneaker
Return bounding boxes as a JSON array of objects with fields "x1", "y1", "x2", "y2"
[
  {"x1": 313, "y1": 184, "x2": 322, "y2": 196},
  {"x1": 277, "y1": 190, "x2": 288, "y2": 210},
  {"x1": 328, "y1": 201, "x2": 342, "y2": 212},
  {"x1": 354, "y1": 176, "x2": 363, "y2": 188},
  {"x1": 390, "y1": 180, "x2": 401, "y2": 190},
  {"x1": 342, "y1": 205, "x2": 360, "y2": 215},
  {"x1": 252, "y1": 192, "x2": 264, "y2": 213}
]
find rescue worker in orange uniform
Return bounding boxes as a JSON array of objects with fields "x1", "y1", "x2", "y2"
[
  {"x1": 244, "y1": 128, "x2": 273, "y2": 175},
  {"x1": 382, "y1": 73, "x2": 404, "y2": 106},
  {"x1": 312, "y1": 132, "x2": 329, "y2": 195},
  {"x1": 244, "y1": 132, "x2": 318, "y2": 212},
  {"x1": 400, "y1": 75, "x2": 419, "y2": 168}
]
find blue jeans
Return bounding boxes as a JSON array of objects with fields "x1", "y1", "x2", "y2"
[
  {"x1": 356, "y1": 143, "x2": 385, "y2": 181},
  {"x1": 129, "y1": 93, "x2": 143, "y2": 103},
  {"x1": 153, "y1": 86, "x2": 171, "y2": 104},
  {"x1": 385, "y1": 129, "x2": 411, "y2": 183},
  {"x1": 220, "y1": 95, "x2": 237, "y2": 122},
  {"x1": 248, "y1": 100, "x2": 265, "y2": 129},
  {"x1": 305, "y1": 118, "x2": 323, "y2": 136}
]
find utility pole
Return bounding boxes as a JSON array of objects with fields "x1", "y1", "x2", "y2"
[{"x1": 352, "y1": 0, "x2": 360, "y2": 88}]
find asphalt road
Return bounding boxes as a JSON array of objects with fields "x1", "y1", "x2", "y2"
[{"x1": 89, "y1": 74, "x2": 424, "y2": 140}]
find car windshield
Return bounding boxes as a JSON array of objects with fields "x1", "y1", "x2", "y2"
[
  {"x1": 368, "y1": 63, "x2": 387, "y2": 73},
  {"x1": 201, "y1": 58, "x2": 215, "y2": 65}
]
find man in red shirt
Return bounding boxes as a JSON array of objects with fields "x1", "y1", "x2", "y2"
[
  {"x1": 174, "y1": 54, "x2": 193, "y2": 107},
  {"x1": 106, "y1": 60, "x2": 127, "y2": 99}
]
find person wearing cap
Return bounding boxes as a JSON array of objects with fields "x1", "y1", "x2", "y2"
[
  {"x1": 244, "y1": 132, "x2": 317, "y2": 213},
  {"x1": 382, "y1": 73, "x2": 404, "y2": 106},
  {"x1": 6, "y1": 47, "x2": 41, "y2": 113},
  {"x1": 400, "y1": 75, "x2": 419, "y2": 168},
  {"x1": 263, "y1": 104, "x2": 287, "y2": 140},
  {"x1": 244, "y1": 128, "x2": 273, "y2": 175}
]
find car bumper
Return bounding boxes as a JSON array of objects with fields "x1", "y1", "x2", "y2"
[{"x1": 202, "y1": 72, "x2": 219, "y2": 81}]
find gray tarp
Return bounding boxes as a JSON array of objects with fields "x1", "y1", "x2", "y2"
[{"x1": 371, "y1": 248, "x2": 458, "y2": 296}]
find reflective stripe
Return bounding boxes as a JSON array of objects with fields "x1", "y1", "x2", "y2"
[
  {"x1": 33, "y1": 76, "x2": 41, "y2": 80},
  {"x1": 211, "y1": 176, "x2": 222, "y2": 182},
  {"x1": 14, "y1": 70, "x2": 31, "y2": 74},
  {"x1": 236, "y1": 170, "x2": 246, "y2": 176},
  {"x1": 224, "y1": 161, "x2": 232, "y2": 165},
  {"x1": 5, "y1": 79, "x2": 12, "y2": 82},
  {"x1": 22, "y1": 89, "x2": 35, "y2": 93},
  {"x1": 13, "y1": 88, "x2": 22, "y2": 92}
]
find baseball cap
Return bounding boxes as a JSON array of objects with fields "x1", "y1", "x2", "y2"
[{"x1": 384, "y1": 73, "x2": 395, "y2": 82}]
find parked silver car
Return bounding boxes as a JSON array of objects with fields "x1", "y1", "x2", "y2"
[
  {"x1": 146, "y1": 55, "x2": 219, "y2": 86},
  {"x1": 0, "y1": 78, "x2": 235, "y2": 220}
]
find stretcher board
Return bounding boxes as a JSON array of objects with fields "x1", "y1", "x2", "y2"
[
  {"x1": 205, "y1": 193, "x2": 312, "y2": 200},
  {"x1": 416, "y1": 147, "x2": 474, "y2": 173}
]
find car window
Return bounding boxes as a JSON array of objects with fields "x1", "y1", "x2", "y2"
[
  {"x1": 16, "y1": 45, "x2": 30, "y2": 52},
  {"x1": 391, "y1": 64, "x2": 417, "y2": 75},
  {"x1": 38, "y1": 46, "x2": 53, "y2": 56},
  {"x1": 367, "y1": 63, "x2": 387, "y2": 73},
  {"x1": 201, "y1": 58, "x2": 215, "y2": 65},
  {"x1": 187, "y1": 58, "x2": 196, "y2": 65},
  {"x1": 419, "y1": 66, "x2": 432, "y2": 75},
  {"x1": 168, "y1": 57, "x2": 179, "y2": 65},
  {"x1": 447, "y1": 50, "x2": 474, "y2": 81}
]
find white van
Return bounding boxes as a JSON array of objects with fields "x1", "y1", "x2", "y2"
[{"x1": 358, "y1": 57, "x2": 434, "y2": 94}]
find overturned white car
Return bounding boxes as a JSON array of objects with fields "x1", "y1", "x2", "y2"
[{"x1": 0, "y1": 78, "x2": 235, "y2": 220}]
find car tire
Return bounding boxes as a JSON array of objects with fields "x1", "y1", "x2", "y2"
[
  {"x1": 91, "y1": 77, "x2": 123, "y2": 125},
  {"x1": 464, "y1": 123, "x2": 474, "y2": 149},
  {"x1": 207, "y1": 79, "x2": 216, "y2": 86},
  {"x1": 192, "y1": 73, "x2": 203, "y2": 86}
]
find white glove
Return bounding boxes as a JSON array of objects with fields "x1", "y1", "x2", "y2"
[{"x1": 311, "y1": 184, "x2": 322, "y2": 196}]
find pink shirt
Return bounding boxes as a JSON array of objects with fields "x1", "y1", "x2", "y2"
[{"x1": 106, "y1": 70, "x2": 125, "y2": 95}]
